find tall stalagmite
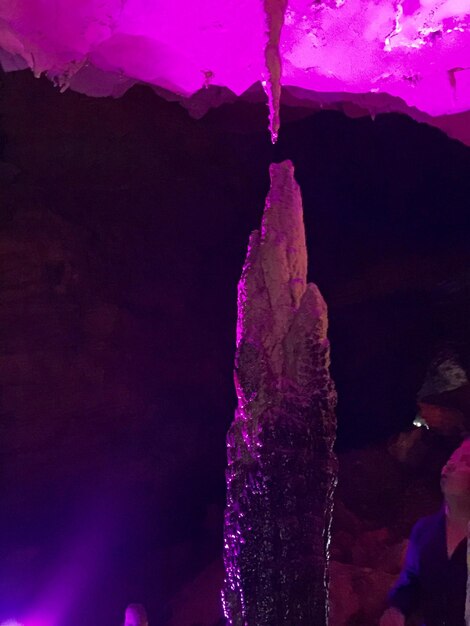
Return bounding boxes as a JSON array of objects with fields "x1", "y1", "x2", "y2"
[{"x1": 223, "y1": 160, "x2": 337, "y2": 625}]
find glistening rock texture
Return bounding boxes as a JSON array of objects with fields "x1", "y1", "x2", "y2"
[{"x1": 223, "y1": 160, "x2": 337, "y2": 625}]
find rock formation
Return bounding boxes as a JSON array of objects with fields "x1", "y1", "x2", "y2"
[
  {"x1": 1, "y1": 0, "x2": 470, "y2": 145},
  {"x1": 223, "y1": 160, "x2": 337, "y2": 625}
]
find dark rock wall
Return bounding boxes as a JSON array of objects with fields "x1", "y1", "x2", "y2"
[{"x1": 0, "y1": 70, "x2": 469, "y2": 625}]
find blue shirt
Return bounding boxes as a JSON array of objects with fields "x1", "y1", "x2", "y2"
[{"x1": 389, "y1": 509, "x2": 466, "y2": 626}]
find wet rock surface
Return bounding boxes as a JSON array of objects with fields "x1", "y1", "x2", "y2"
[
  {"x1": 223, "y1": 161, "x2": 337, "y2": 625},
  {"x1": 168, "y1": 428, "x2": 456, "y2": 626}
]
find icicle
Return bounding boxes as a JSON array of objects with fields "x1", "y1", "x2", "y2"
[{"x1": 263, "y1": 0, "x2": 288, "y2": 144}]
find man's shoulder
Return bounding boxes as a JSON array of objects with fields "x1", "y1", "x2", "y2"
[{"x1": 410, "y1": 509, "x2": 444, "y2": 543}]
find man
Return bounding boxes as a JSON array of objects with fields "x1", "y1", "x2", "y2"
[{"x1": 380, "y1": 438, "x2": 470, "y2": 626}]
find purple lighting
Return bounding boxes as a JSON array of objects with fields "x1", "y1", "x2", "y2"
[
  {"x1": 0, "y1": 0, "x2": 469, "y2": 142},
  {"x1": 0, "y1": 489, "x2": 125, "y2": 626}
]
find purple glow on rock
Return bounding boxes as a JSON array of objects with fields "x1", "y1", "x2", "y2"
[
  {"x1": 224, "y1": 161, "x2": 337, "y2": 623},
  {"x1": 281, "y1": 0, "x2": 470, "y2": 117},
  {"x1": 0, "y1": 0, "x2": 468, "y2": 138},
  {"x1": 0, "y1": 0, "x2": 266, "y2": 95}
]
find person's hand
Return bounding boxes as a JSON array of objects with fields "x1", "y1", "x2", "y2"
[{"x1": 379, "y1": 607, "x2": 405, "y2": 626}]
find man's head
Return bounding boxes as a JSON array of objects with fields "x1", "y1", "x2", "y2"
[
  {"x1": 441, "y1": 438, "x2": 470, "y2": 497},
  {"x1": 124, "y1": 604, "x2": 148, "y2": 626}
]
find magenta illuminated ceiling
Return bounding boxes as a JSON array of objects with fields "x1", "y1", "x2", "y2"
[{"x1": 0, "y1": 0, "x2": 469, "y2": 141}]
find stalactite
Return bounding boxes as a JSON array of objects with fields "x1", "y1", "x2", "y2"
[
  {"x1": 222, "y1": 160, "x2": 338, "y2": 625},
  {"x1": 263, "y1": 0, "x2": 287, "y2": 143}
]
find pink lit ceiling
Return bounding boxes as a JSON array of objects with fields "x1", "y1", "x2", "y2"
[{"x1": 0, "y1": 0, "x2": 469, "y2": 142}]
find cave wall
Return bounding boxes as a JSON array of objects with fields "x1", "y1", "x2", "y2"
[{"x1": 0, "y1": 70, "x2": 469, "y2": 624}]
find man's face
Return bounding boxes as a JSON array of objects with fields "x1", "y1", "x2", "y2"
[{"x1": 441, "y1": 441, "x2": 470, "y2": 497}]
